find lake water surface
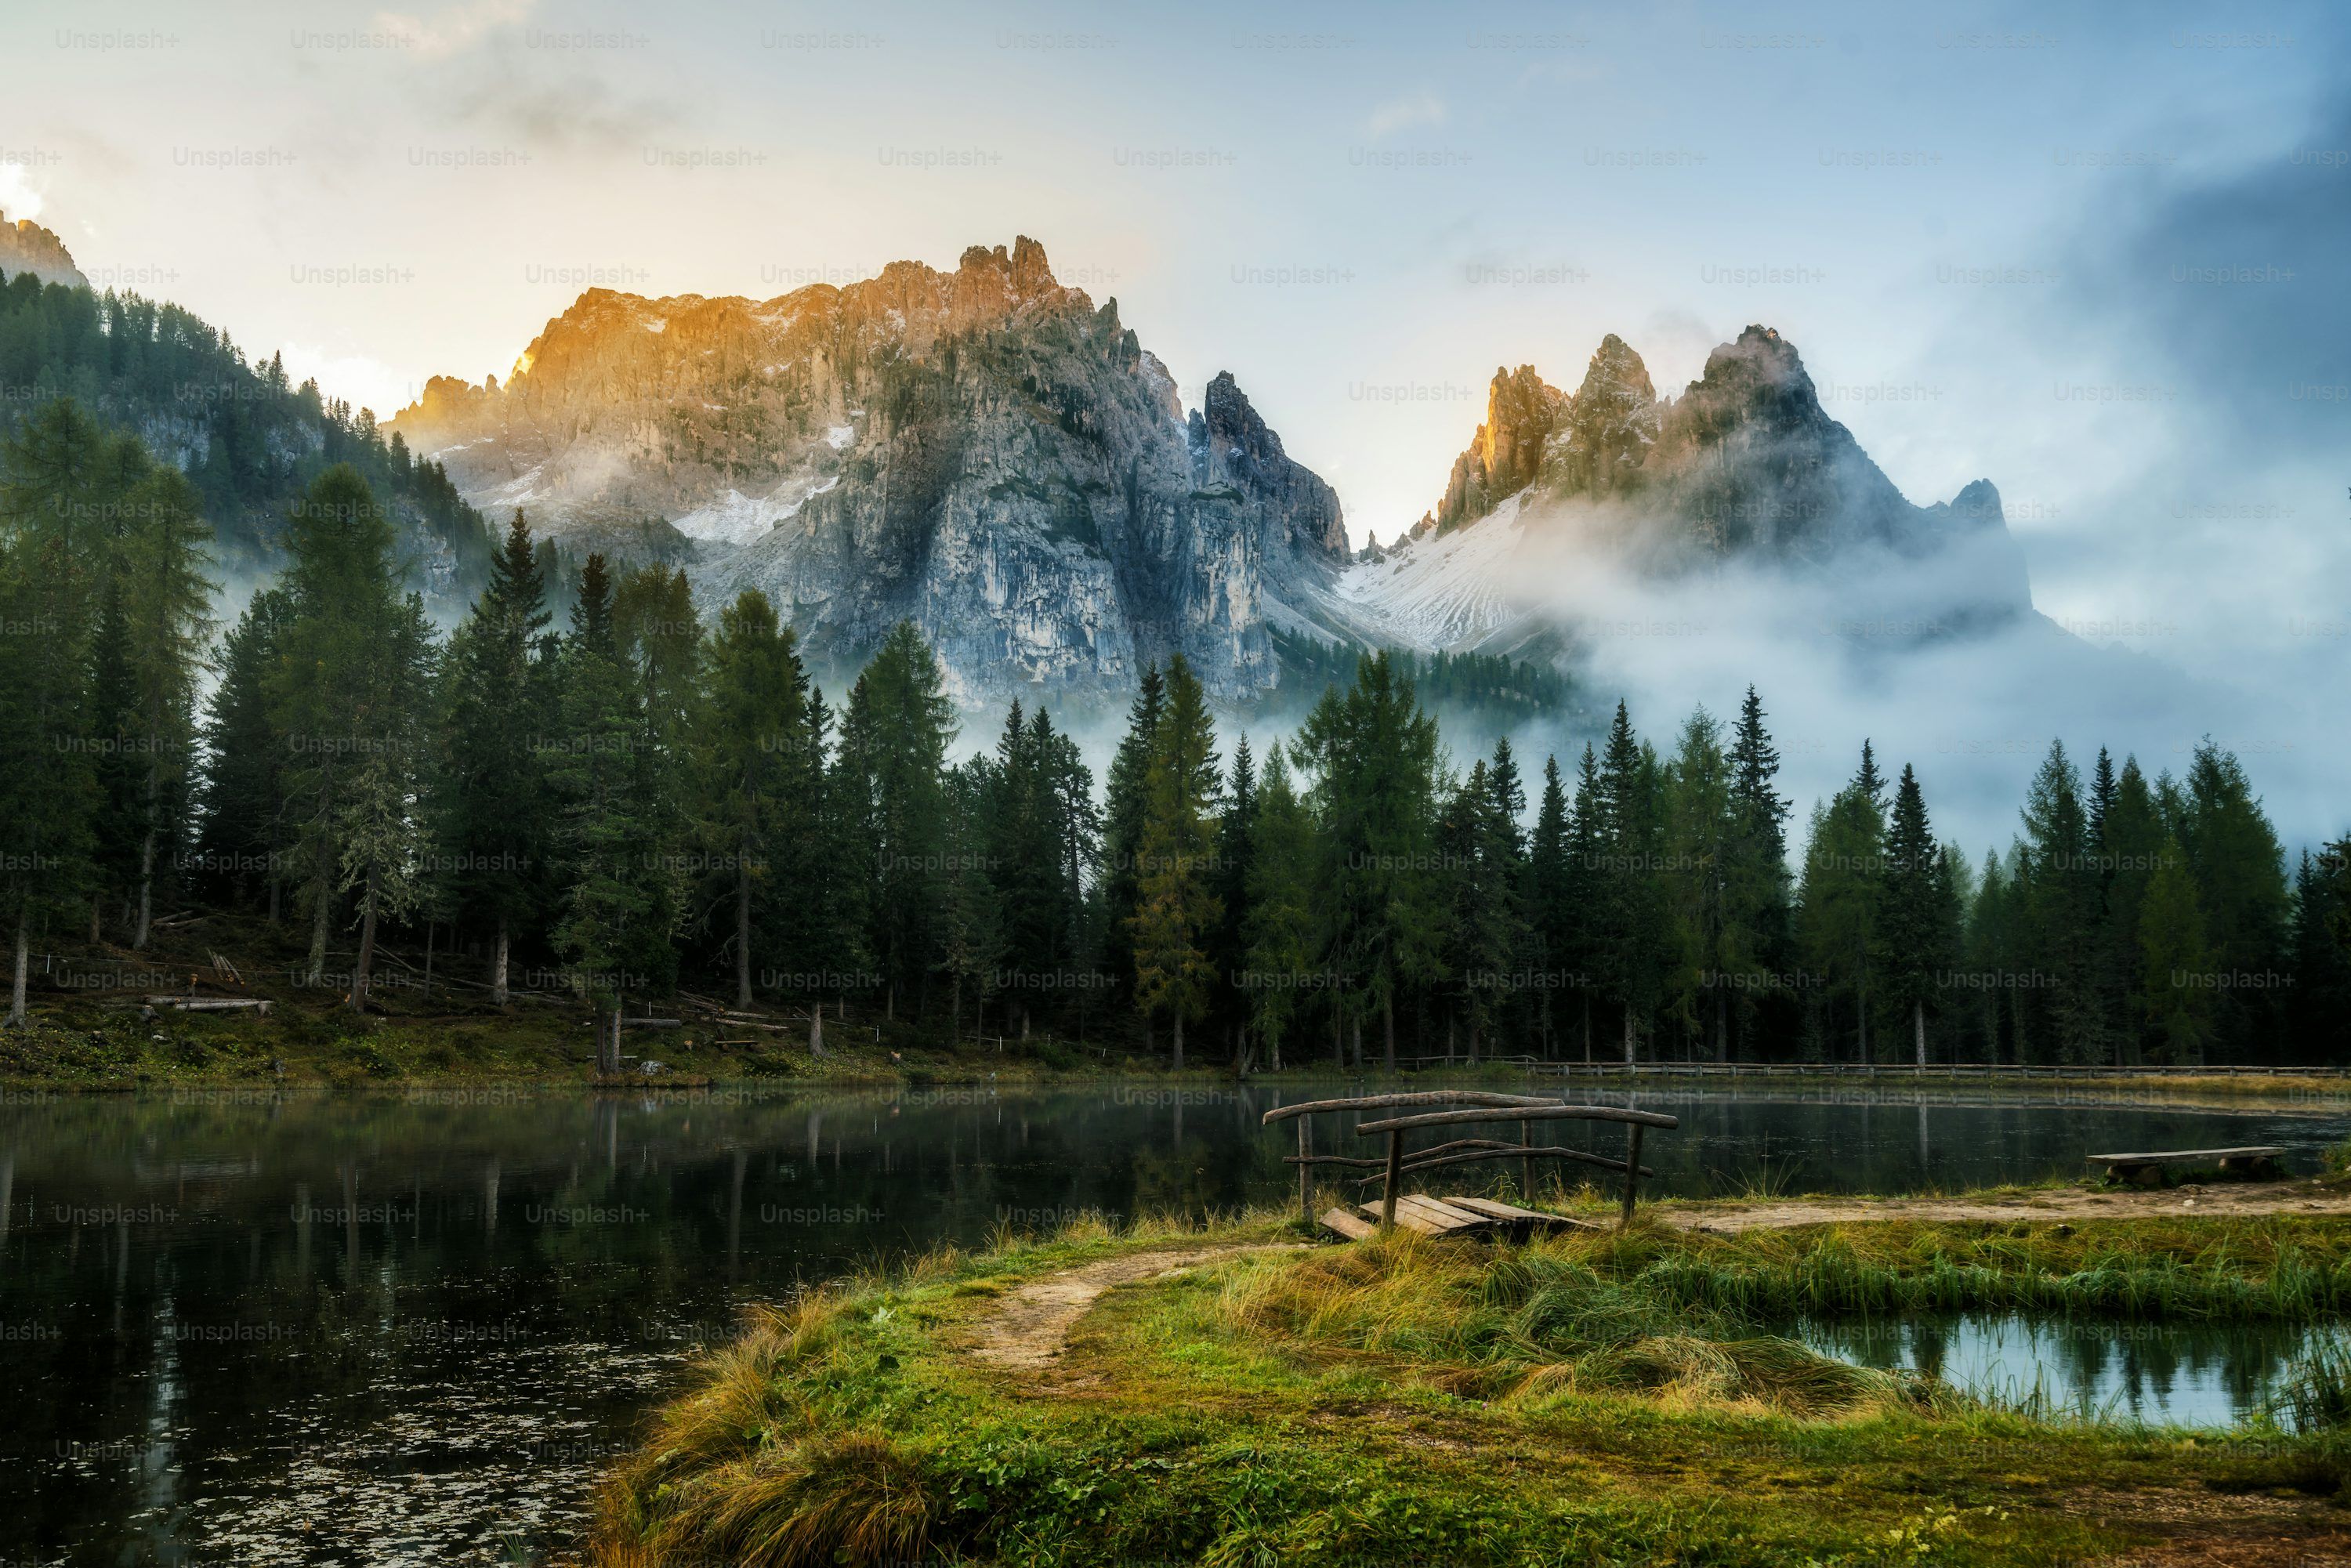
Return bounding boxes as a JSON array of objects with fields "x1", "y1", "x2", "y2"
[{"x1": 4, "y1": 1080, "x2": 2344, "y2": 1565}]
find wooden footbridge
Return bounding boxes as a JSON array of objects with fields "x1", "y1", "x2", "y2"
[{"x1": 1262, "y1": 1092, "x2": 1680, "y2": 1240}]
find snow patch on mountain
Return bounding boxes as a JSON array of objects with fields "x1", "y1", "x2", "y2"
[
  {"x1": 1334, "y1": 491, "x2": 1527, "y2": 651},
  {"x1": 672, "y1": 476, "x2": 841, "y2": 546}
]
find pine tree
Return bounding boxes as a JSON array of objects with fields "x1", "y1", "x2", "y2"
[
  {"x1": 1876, "y1": 763, "x2": 1954, "y2": 1068},
  {"x1": 1442, "y1": 750, "x2": 1527, "y2": 1064},
  {"x1": 1100, "y1": 665, "x2": 1165, "y2": 1017},
  {"x1": 1129, "y1": 655, "x2": 1222, "y2": 1069},
  {"x1": 1043, "y1": 715, "x2": 1099, "y2": 1016},
  {"x1": 984, "y1": 702, "x2": 1066, "y2": 1036},
  {"x1": 111, "y1": 465, "x2": 216, "y2": 947},
  {"x1": 2178, "y1": 739, "x2": 2289, "y2": 1057},
  {"x1": 265, "y1": 463, "x2": 435, "y2": 1001},
  {"x1": 1435, "y1": 762, "x2": 1481, "y2": 1062},
  {"x1": 438, "y1": 512, "x2": 556, "y2": 1003},
  {"x1": 695, "y1": 589, "x2": 810, "y2": 1009},
  {"x1": 1527, "y1": 753, "x2": 1570, "y2": 1056},
  {"x1": 1592, "y1": 701, "x2": 1669, "y2": 1063},
  {"x1": 836, "y1": 621, "x2": 955, "y2": 1018},
  {"x1": 1482, "y1": 737, "x2": 1532, "y2": 1052},
  {"x1": 939, "y1": 757, "x2": 1003, "y2": 1042},
  {"x1": 1960, "y1": 848, "x2": 2012, "y2": 1062},
  {"x1": 1722, "y1": 686, "x2": 1793, "y2": 1058},
  {"x1": 0, "y1": 399, "x2": 113, "y2": 1023},
  {"x1": 549, "y1": 554, "x2": 675, "y2": 1066},
  {"x1": 1243, "y1": 744, "x2": 1317, "y2": 1070},
  {"x1": 2088, "y1": 747, "x2": 2118, "y2": 848},
  {"x1": 195, "y1": 589, "x2": 293, "y2": 916},
  {"x1": 1797, "y1": 744, "x2": 1888, "y2": 1060},
  {"x1": 2018, "y1": 741, "x2": 2100, "y2": 1062},
  {"x1": 1295, "y1": 651, "x2": 1444, "y2": 1070},
  {"x1": 2139, "y1": 834, "x2": 2214, "y2": 1064},
  {"x1": 85, "y1": 577, "x2": 142, "y2": 939},
  {"x1": 1662, "y1": 708, "x2": 1733, "y2": 1059},
  {"x1": 2288, "y1": 841, "x2": 2351, "y2": 1060},
  {"x1": 1564, "y1": 744, "x2": 1607, "y2": 1061},
  {"x1": 1209, "y1": 736, "x2": 1257, "y2": 1062},
  {"x1": 2095, "y1": 757, "x2": 2165, "y2": 1064}
]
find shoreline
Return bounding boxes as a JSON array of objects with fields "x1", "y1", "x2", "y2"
[
  {"x1": 9, "y1": 1049, "x2": 2348, "y2": 1115},
  {"x1": 575, "y1": 1194, "x2": 2351, "y2": 1567}
]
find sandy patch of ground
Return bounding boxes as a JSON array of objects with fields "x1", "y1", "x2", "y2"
[
  {"x1": 968, "y1": 1245, "x2": 1294, "y2": 1379},
  {"x1": 1660, "y1": 1179, "x2": 2351, "y2": 1233}
]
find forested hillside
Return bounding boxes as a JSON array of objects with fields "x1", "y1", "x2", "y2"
[
  {"x1": 4, "y1": 412, "x2": 2344, "y2": 1067},
  {"x1": 0, "y1": 268, "x2": 494, "y2": 598}
]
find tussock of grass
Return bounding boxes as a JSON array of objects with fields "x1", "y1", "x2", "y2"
[
  {"x1": 657, "y1": 1430, "x2": 936, "y2": 1568},
  {"x1": 1223, "y1": 1229, "x2": 1923, "y2": 1416},
  {"x1": 2269, "y1": 1339, "x2": 2351, "y2": 1435}
]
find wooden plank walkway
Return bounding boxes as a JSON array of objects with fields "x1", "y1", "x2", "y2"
[{"x1": 1317, "y1": 1193, "x2": 1596, "y2": 1242}]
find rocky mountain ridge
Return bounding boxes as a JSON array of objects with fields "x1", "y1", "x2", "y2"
[
  {"x1": 392, "y1": 238, "x2": 1348, "y2": 701},
  {"x1": 1413, "y1": 326, "x2": 2023, "y2": 583},
  {"x1": 1326, "y1": 324, "x2": 2036, "y2": 661},
  {"x1": 0, "y1": 212, "x2": 86, "y2": 289}
]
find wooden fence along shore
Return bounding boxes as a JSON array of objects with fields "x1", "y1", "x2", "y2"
[{"x1": 1398, "y1": 1057, "x2": 2351, "y2": 1080}]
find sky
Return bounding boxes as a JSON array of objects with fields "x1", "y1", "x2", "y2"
[{"x1": 2, "y1": 0, "x2": 2345, "y2": 844}]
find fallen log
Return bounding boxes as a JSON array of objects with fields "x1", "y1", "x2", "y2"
[{"x1": 143, "y1": 997, "x2": 272, "y2": 1014}]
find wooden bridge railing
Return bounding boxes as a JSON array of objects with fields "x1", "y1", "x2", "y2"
[{"x1": 1262, "y1": 1092, "x2": 1680, "y2": 1233}]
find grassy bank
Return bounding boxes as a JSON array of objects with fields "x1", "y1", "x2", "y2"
[{"x1": 581, "y1": 1208, "x2": 2351, "y2": 1567}]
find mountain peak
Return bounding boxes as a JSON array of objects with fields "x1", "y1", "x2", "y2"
[
  {"x1": 1194, "y1": 371, "x2": 1348, "y2": 557},
  {"x1": 0, "y1": 211, "x2": 86, "y2": 290},
  {"x1": 955, "y1": 234, "x2": 1059, "y2": 299},
  {"x1": 1429, "y1": 364, "x2": 1565, "y2": 533},
  {"x1": 1690, "y1": 324, "x2": 1819, "y2": 413},
  {"x1": 1541, "y1": 334, "x2": 1660, "y2": 498},
  {"x1": 1948, "y1": 478, "x2": 2005, "y2": 526}
]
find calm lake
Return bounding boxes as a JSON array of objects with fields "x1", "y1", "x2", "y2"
[{"x1": 5, "y1": 1080, "x2": 2346, "y2": 1566}]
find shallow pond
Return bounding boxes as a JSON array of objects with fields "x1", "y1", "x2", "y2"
[
  {"x1": 1799, "y1": 1314, "x2": 2348, "y2": 1426},
  {"x1": 3, "y1": 1080, "x2": 2343, "y2": 1564}
]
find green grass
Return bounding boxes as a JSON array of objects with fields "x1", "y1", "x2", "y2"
[
  {"x1": 2270, "y1": 1339, "x2": 2351, "y2": 1435},
  {"x1": 582, "y1": 1210, "x2": 2351, "y2": 1567},
  {"x1": 1603, "y1": 1214, "x2": 2351, "y2": 1320}
]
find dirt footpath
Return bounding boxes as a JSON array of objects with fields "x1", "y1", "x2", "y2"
[
  {"x1": 1661, "y1": 1179, "x2": 2351, "y2": 1233},
  {"x1": 968, "y1": 1245, "x2": 1295, "y2": 1380}
]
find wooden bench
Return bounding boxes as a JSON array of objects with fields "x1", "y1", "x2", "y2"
[{"x1": 2088, "y1": 1146, "x2": 2285, "y2": 1186}]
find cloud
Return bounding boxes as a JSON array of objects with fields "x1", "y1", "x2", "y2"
[
  {"x1": 2055, "y1": 89, "x2": 2351, "y2": 458},
  {"x1": 415, "y1": 39, "x2": 685, "y2": 155},
  {"x1": 0, "y1": 164, "x2": 48, "y2": 222},
  {"x1": 1874, "y1": 83, "x2": 2351, "y2": 850},
  {"x1": 377, "y1": 0, "x2": 538, "y2": 60},
  {"x1": 1481, "y1": 501, "x2": 2324, "y2": 853},
  {"x1": 1366, "y1": 91, "x2": 1446, "y2": 139},
  {"x1": 275, "y1": 342, "x2": 416, "y2": 425}
]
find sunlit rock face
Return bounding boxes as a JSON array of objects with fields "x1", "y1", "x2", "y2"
[
  {"x1": 1428, "y1": 365, "x2": 1567, "y2": 536},
  {"x1": 1386, "y1": 324, "x2": 2032, "y2": 637},
  {"x1": 0, "y1": 212, "x2": 85, "y2": 289},
  {"x1": 391, "y1": 237, "x2": 1348, "y2": 700}
]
